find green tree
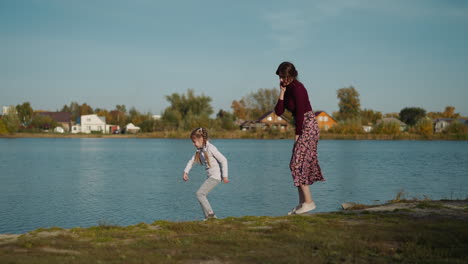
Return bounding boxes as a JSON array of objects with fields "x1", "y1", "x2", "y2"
[
  {"x1": 116, "y1": 105, "x2": 127, "y2": 115},
  {"x1": 399, "y1": 107, "x2": 426, "y2": 126},
  {"x1": 61, "y1": 102, "x2": 81, "y2": 122},
  {"x1": 216, "y1": 109, "x2": 236, "y2": 130},
  {"x1": 31, "y1": 115, "x2": 57, "y2": 131},
  {"x1": 336, "y1": 86, "x2": 361, "y2": 121},
  {"x1": 162, "y1": 89, "x2": 213, "y2": 130},
  {"x1": 2, "y1": 111, "x2": 21, "y2": 133},
  {"x1": 232, "y1": 88, "x2": 279, "y2": 120},
  {"x1": 360, "y1": 109, "x2": 382, "y2": 125},
  {"x1": 15, "y1": 102, "x2": 34, "y2": 126},
  {"x1": 0, "y1": 119, "x2": 9, "y2": 134}
]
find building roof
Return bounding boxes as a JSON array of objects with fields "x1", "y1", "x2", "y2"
[
  {"x1": 38, "y1": 112, "x2": 72, "y2": 123},
  {"x1": 256, "y1": 110, "x2": 289, "y2": 122},
  {"x1": 314, "y1": 111, "x2": 336, "y2": 122},
  {"x1": 435, "y1": 118, "x2": 468, "y2": 125}
]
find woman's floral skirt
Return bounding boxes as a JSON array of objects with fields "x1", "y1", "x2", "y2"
[{"x1": 290, "y1": 111, "x2": 325, "y2": 187}]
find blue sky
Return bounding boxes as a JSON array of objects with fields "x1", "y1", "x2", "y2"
[{"x1": 1, "y1": 0, "x2": 467, "y2": 116}]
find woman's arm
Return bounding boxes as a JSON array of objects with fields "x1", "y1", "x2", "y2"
[
  {"x1": 292, "y1": 84, "x2": 309, "y2": 136},
  {"x1": 274, "y1": 85, "x2": 287, "y2": 116}
]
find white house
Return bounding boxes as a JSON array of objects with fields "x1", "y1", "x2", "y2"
[
  {"x1": 72, "y1": 114, "x2": 115, "y2": 134},
  {"x1": 125, "y1": 123, "x2": 141, "y2": 134},
  {"x1": 2, "y1": 106, "x2": 16, "y2": 115}
]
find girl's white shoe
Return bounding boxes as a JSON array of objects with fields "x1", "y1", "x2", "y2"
[{"x1": 294, "y1": 202, "x2": 316, "y2": 214}]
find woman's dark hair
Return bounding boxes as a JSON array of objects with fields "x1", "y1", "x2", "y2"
[{"x1": 276, "y1": 61, "x2": 298, "y2": 79}]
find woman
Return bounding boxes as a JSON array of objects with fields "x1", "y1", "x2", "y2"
[{"x1": 274, "y1": 61, "x2": 325, "y2": 215}]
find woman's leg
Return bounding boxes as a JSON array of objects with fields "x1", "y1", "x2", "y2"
[
  {"x1": 297, "y1": 187, "x2": 305, "y2": 204},
  {"x1": 299, "y1": 184, "x2": 313, "y2": 204},
  {"x1": 294, "y1": 184, "x2": 316, "y2": 214}
]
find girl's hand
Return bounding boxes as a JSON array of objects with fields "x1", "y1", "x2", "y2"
[
  {"x1": 183, "y1": 172, "x2": 189, "y2": 181},
  {"x1": 222, "y1": 178, "x2": 229, "y2": 184}
]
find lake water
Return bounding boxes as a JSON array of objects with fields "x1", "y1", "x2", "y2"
[{"x1": 1, "y1": 138, "x2": 467, "y2": 234}]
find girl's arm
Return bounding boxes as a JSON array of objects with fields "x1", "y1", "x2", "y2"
[
  {"x1": 209, "y1": 145, "x2": 228, "y2": 181},
  {"x1": 183, "y1": 155, "x2": 196, "y2": 181}
]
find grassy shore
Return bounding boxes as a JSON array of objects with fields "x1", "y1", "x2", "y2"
[
  {"x1": 1, "y1": 199, "x2": 467, "y2": 263},
  {"x1": 2, "y1": 131, "x2": 468, "y2": 140}
]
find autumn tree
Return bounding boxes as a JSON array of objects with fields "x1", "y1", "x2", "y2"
[
  {"x1": 95, "y1": 109, "x2": 112, "y2": 124},
  {"x1": 399, "y1": 107, "x2": 426, "y2": 126},
  {"x1": 80, "y1": 103, "x2": 94, "y2": 116},
  {"x1": 336, "y1": 86, "x2": 361, "y2": 121}
]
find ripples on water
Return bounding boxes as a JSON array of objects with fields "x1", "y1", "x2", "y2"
[{"x1": 0, "y1": 138, "x2": 467, "y2": 234}]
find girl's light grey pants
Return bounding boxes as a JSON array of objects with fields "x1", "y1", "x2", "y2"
[{"x1": 196, "y1": 177, "x2": 221, "y2": 217}]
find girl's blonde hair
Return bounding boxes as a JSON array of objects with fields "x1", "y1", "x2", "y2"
[{"x1": 191, "y1": 127, "x2": 211, "y2": 168}]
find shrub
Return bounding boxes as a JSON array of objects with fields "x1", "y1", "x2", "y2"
[
  {"x1": 327, "y1": 118, "x2": 364, "y2": 134},
  {"x1": 412, "y1": 118, "x2": 434, "y2": 137},
  {"x1": 444, "y1": 120, "x2": 465, "y2": 134},
  {"x1": 373, "y1": 120, "x2": 401, "y2": 135}
]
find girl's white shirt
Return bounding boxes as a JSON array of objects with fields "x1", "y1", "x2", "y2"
[{"x1": 184, "y1": 141, "x2": 228, "y2": 181}]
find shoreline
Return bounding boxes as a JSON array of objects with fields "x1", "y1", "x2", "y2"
[
  {"x1": 1, "y1": 132, "x2": 467, "y2": 140},
  {"x1": 1, "y1": 199, "x2": 467, "y2": 263}
]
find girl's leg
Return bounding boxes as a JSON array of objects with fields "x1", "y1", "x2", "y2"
[{"x1": 196, "y1": 178, "x2": 220, "y2": 218}]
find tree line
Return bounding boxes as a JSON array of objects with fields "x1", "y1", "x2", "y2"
[
  {"x1": 329, "y1": 86, "x2": 466, "y2": 136},
  {"x1": 1, "y1": 86, "x2": 466, "y2": 136}
]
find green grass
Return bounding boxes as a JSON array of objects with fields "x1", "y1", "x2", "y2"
[{"x1": 1, "y1": 209, "x2": 467, "y2": 264}]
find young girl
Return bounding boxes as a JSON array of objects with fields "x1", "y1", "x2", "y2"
[{"x1": 183, "y1": 127, "x2": 229, "y2": 220}]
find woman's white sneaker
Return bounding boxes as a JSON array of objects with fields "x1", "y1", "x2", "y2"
[
  {"x1": 294, "y1": 202, "x2": 316, "y2": 214},
  {"x1": 288, "y1": 204, "x2": 302, "y2": 215}
]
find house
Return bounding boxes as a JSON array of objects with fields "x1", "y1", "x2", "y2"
[
  {"x1": 72, "y1": 114, "x2": 116, "y2": 134},
  {"x1": 375, "y1": 118, "x2": 407, "y2": 131},
  {"x1": 362, "y1": 125, "x2": 373, "y2": 133},
  {"x1": 37, "y1": 112, "x2": 72, "y2": 132},
  {"x1": 240, "y1": 111, "x2": 289, "y2": 131},
  {"x1": 2, "y1": 106, "x2": 16, "y2": 115},
  {"x1": 434, "y1": 118, "x2": 468, "y2": 133},
  {"x1": 125, "y1": 123, "x2": 141, "y2": 134},
  {"x1": 314, "y1": 111, "x2": 336, "y2": 131}
]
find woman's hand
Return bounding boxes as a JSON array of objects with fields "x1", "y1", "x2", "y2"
[
  {"x1": 279, "y1": 83, "x2": 286, "y2": 100},
  {"x1": 222, "y1": 178, "x2": 229, "y2": 184},
  {"x1": 183, "y1": 172, "x2": 189, "y2": 181}
]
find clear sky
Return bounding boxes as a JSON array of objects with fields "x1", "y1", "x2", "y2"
[{"x1": 1, "y1": 0, "x2": 467, "y2": 116}]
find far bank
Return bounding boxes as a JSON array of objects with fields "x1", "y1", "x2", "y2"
[{"x1": 1, "y1": 131, "x2": 467, "y2": 140}]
